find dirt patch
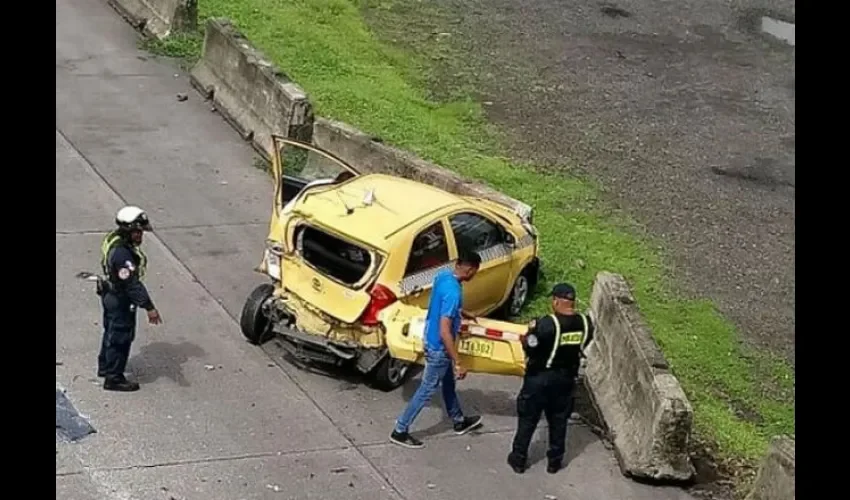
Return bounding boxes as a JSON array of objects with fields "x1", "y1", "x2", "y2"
[{"x1": 361, "y1": 0, "x2": 796, "y2": 369}]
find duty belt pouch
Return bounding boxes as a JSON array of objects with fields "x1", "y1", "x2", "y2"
[{"x1": 95, "y1": 277, "x2": 112, "y2": 297}]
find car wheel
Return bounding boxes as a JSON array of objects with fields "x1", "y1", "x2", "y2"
[
  {"x1": 504, "y1": 269, "x2": 532, "y2": 318},
  {"x1": 240, "y1": 283, "x2": 275, "y2": 345},
  {"x1": 371, "y1": 354, "x2": 411, "y2": 392}
]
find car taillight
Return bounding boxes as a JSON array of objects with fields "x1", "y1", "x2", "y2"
[{"x1": 359, "y1": 284, "x2": 397, "y2": 326}]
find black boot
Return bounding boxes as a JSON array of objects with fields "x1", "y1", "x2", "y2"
[
  {"x1": 507, "y1": 453, "x2": 526, "y2": 474},
  {"x1": 546, "y1": 460, "x2": 562, "y2": 474},
  {"x1": 103, "y1": 376, "x2": 140, "y2": 392}
]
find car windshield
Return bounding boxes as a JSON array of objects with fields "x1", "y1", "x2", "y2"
[
  {"x1": 279, "y1": 141, "x2": 356, "y2": 183},
  {"x1": 295, "y1": 224, "x2": 374, "y2": 286}
]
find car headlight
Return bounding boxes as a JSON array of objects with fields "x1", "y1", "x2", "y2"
[{"x1": 264, "y1": 240, "x2": 283, "y2": 281}]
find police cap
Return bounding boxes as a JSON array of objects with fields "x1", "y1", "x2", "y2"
[{"x1": 550, "y1": 283, "x2": 577, "y2": 300}]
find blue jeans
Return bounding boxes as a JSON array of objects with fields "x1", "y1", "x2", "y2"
[{"x1": 394, "y1": 348, "x2": 465, "y2": 433}]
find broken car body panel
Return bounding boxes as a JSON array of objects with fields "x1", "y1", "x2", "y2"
[
  {"x1": 279, "y1": 220, "x2": 384, "y2": 324},
  {"x1": 379, "y1": 302, "x2": 528, "y2": 377}
]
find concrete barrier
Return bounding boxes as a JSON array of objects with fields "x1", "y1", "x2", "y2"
[
  {"x1": 584, "y1": 272, "x2": 695, "y2": 482},
  {"x1": 312, "y1": 118, "x2": 533, "y2": 220},
  {"x1": 109, "y1": 0, "x2": 197, "y2": 39},
  {"x1": 745, "y1": 436, "x2": 795, "y2": 500},
  {"x1": 190, "y1": 18, "x2": 313, "y2": 159}
]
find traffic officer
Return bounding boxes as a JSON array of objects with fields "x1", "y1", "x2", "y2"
[
  {"x1": 97, "y1": 206, "x2": 162, "y2": 392},
  {"x1": 507, "y1": 283, "x2": 594, "y2": 474}
]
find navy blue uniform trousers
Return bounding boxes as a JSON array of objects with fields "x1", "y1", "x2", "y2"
[
  {"x1": 510, "y1": 369, "x2": 576, "y2": 464},
  {"x1": 97, "y1": 292, "x2": 137, "y2": 380}
]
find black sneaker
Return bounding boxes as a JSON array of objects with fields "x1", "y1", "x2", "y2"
[
  {"x1": 389, "y1": 431, "x2": 424, "y2": 449},
  {"x1": 103, "y1": 378, "x2": 140, "y2": 392},
  {"x1": 547, "y1": 461, "x2": 562, "y2": 474},
  {"x1": 453, "y1": 415, "x2": 483, "y2": 435}
]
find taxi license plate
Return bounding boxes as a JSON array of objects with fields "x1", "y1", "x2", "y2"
[
  {"x1": 265, "y1": 250, "x2": 281, "y2": 280},
  {"x1": 458, "y1": 338, "x2": 493, "y2": 359}
]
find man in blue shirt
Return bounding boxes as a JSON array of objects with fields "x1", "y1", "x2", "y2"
[{"x1": 390, "y1": 251, "x2": 484, "y2": 449}]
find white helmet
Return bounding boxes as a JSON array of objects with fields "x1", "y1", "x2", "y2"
[{"x1": 115, "y1": 206, "x2": 152, "y2": 231}]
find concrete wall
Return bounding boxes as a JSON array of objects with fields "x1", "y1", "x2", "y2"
[
  {"x1": 190, "y1": 18, "x2": 313, "y2": 159},
  {"x1": 312, "y1": 118, "x2": 533, "y2": 220},
  {"x1": 108, "y1": 0, "x2": 197, "y2": 39},
  {"x1": 585, "y1": 272, "x2": 695, "y2": 482},
  {"x1": 745, "y1": 436, "x2": 795, "y2": 500}
]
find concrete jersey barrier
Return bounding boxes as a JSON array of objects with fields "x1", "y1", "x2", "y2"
[
  {"x1": 312, "y1": 118, "x2": 533, "y2": 221},
  {"x1": 745, "y1": 435, "x2": 795, "y2": 500},
  {"x1": 190, "y1": 18, "x2": 313, "y2": 159},
  {"x1": 187, "y1": 19, "x2": 527, "y2": 220},
  {"x1": 584, "y1": 272, "x2": 695, "y2": 482},
  {"x1": 108, "y1": 0, "x2": 197, "y2": 39}
]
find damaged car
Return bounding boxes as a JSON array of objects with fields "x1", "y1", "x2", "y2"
[{"x1": 240, "y1": 136, "x2": 540, "y2": 390}]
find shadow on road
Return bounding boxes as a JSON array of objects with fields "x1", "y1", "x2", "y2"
[
  {"x1": 129, "y1": 340, "x2": 205, "y2": 387},
  {"x1": 527, "y1": 424, "x2": 596, "y2": 469},
  {"x1": 400, "y1": 372, "x2": 598, "y2": 419},
  {"x1": 401, "y1": 379, "x2": 519, "y2": 419},
  {"x1": 399, "y1": 370, "x2": 600, "y2": 466},
  {"x1": 263, "y1": 341, "x2": 602, "y2": 465}
]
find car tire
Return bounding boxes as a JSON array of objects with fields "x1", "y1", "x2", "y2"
[
  {"x1": 500, "y1": 267, "x2": 533, "y2": 318},
  {"x1": 240, "y1": 283, "x2": 275, "y2": 345},
  {"x1": 370, "y1": 354, "x2": 412, "y2": 392}
]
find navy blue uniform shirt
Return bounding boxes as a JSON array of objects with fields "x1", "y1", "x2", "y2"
[{"x1": 106, "y1": 245, "x2": 155, "y2": 311}]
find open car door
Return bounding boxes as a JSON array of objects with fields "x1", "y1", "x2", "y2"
[
  {"x1": 379, "y1": 303, "x2": 528, "y2": 377},
  {"x1": 259, "y1": 136, "x2": 363, "y2": 280},
  {"x1": 270, "y1": 135, "x2": 361, "y2": 207},
  {"x1": 269, "y1": 135, "x2": 362, "y2": 222}
]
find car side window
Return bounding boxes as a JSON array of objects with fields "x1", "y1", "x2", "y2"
[
  {"x1": 405, "y1": 221, "x2": 451, "y2": 276},
  {"x1": 449, "y1": 212, "x2": 505, "y2": 254}
]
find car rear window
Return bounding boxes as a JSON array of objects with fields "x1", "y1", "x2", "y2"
[{"x1": 295, "y1": 225, "x2": 373, "y2": 286}]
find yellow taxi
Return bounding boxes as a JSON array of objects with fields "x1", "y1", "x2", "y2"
[{"x1": 240, "y1": 137, "x2": 539, "y2": 390}]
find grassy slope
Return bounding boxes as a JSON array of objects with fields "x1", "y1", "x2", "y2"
[{"x1": 149, "y1": 0, "x2": 794, "y2": 471}]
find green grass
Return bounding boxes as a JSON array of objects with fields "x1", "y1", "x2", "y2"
[
  {"x1": 139, "y1": 32, "x2": 204, "y2": 67},
  {"x1": 148, "y1": 0, "x2": 794, "y2": 473}
]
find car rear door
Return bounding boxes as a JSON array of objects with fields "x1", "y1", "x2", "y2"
[
  {"x1": 379, "y1": 302, "x2": 527, "y2": 377},
  {"x1": 397, "y1": 218, "x2": 454, "y2": 309},
  {"x1": 446, "y1": 211, "x2": 514, "y2": 315}
]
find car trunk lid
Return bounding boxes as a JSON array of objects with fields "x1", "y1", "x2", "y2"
[{"x1": 282, "y1": 221, "x2": 384, "y2": 325}]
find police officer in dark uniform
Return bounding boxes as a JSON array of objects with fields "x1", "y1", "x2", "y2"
[
  {"x1": 507, "y1": 283, "x2": 594, "y2": 474},
  {"x1": 97, "y1": 206, "x2": 162, "y2": 392}
]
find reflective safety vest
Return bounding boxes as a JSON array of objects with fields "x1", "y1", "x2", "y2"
[
  {"x1": 545, "y1": 313, "x2": 589, "y2": 369},
  {"x1": 100, "y1": 231, "x2": 148, "y2": 282}
]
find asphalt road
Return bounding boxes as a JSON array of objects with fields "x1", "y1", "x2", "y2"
[{"x1": 55, "y1": 0, "x2": 696, "y2": 498}]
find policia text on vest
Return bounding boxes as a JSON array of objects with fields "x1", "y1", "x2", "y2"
[{"x1": 507, "y1": 283, "x2": 594, "y2": 475}]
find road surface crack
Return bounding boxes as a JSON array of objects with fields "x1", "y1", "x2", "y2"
[{"x1": 57, "y1": 445, "x2": 357, "y2": 476}]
